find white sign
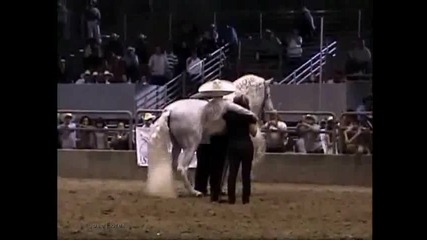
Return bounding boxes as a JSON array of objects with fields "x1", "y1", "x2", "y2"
[{"x1": 136, "y1": 127, "x2": 198, "y2": 168}]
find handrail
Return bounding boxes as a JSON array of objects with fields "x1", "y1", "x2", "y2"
[
  {"x1": 138, "y1": 43, "x2": 230, "y2": 109},
  {"x1": 295, "y1": 47, "x2": 336, "y2": 84},
  {"x1": 278, "y1": 41, "x2": 337, "y2": 84}
]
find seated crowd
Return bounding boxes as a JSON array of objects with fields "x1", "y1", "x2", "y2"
[
  {"x1": 58, "y1": 24, "x2": 231, "y2": 86},
  {"x1": 58, "y1": 96, "x2": 373, "y2": 155}
]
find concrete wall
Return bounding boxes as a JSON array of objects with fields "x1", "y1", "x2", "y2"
[{"x1": 58, "y1": 150, "x2": 371, "y2": 187}]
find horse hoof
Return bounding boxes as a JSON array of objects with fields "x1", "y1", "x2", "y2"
[{"x1": 194, "y1": 191, "x2": 203, "y2": 197}]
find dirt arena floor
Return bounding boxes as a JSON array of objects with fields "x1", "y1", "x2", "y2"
[{"x1": 58, "y1": 177, "x2": 372, "y2": 239}]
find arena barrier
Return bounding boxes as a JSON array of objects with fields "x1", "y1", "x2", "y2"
[{"x1": 58, "y1": 150, "x2": 371, "y2": 187}]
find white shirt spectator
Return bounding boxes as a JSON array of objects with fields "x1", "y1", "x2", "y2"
[
  {"x1": 186, "y1": 56, "x2": 202, "y2": 76},
  {"x1": 287, "y1": 34, "x2": 303, "y2": 58},
  {"x1": 263, "y1": 121, "x2": 288, "y2": 149},
  {"x1": 58, "y1": 122, "x2": 77, "y2": 149},
  {"x1": 148, "y1": 53, "x2": 168, "y2": 76}
]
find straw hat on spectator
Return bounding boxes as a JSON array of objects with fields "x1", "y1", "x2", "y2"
[
  {"x1": 190, "y1": 79, "x2": 236, "y2": 99},
  {"x1": 62, "y1": 113, "x2": 73, "y2": 121},
  {"x1": 92, "y1": 71, "x2": 98, "y2": 76},
  {"x1": 304, "y1": 114, "x2": 318, "y2": 123},
  {"x1": 104, "y1": 71, "x2": 113, "y2": 76},
  {"x1": 143, "y1": 113, "x2": 155, "y2": 121}
]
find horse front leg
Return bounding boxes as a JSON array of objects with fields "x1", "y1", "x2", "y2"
[{"x1": 178, "y1": 147, "x2": 203, "y2": 197}]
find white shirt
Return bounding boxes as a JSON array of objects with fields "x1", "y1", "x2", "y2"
[
  {"x1": 58, "y1": 123, "x2": 77, "y2": 149},
  {"x1": 186, "y1": 57, "x2": 202, "y2": 76},
  {"x1": 264, "y1": 121, "x2": 288, "y2": 147},
  {"x1": 301, "y1": 124, "x2": 322, "y2": 152},
  {"x1": 148, "y1": 54, "x2": 168, "y2": 76},
  {"x1": 287, "y1": 37, "x2": 303, "y2": 58},
  {"x1": 75, "y1": 78, "x2": 85, "y2": 84}
]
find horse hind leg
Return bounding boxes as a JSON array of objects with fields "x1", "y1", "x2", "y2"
[
  {"x1": 178, "y1": 147, "x2": 203, "y2": 197},
  {"x1": 170, "y1": 137, "x2": 181, "y2": 171}
]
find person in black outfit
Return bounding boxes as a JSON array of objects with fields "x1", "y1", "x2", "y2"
[
  {"x1": 224, "y1": 95, "x2": 258, "y2": 204},
  {"x1": 195, "y1": 133, "x2": 228, "y2": 201}
]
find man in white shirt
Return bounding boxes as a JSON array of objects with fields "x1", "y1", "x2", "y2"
[
  {"x1": 148, "y1": 46, "x2": 169, "y2": 85},
  {"x1": 58, "y1": 113, "x2": 77, "y2": 149},
  {"x1": 186, "y1": 50, "x2": 202, "y2": 81},
  {"x1": 295, "y1": 115, "x2": 323, "y2": 153},
  {"x1": 262, "y1": 112, "x2": 288, "y2": 152},
  {"x1": 75, "y1": 70, "x2": 91, "y2": 84}
]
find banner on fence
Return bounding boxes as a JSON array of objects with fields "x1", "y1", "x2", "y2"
[{"x1": 136, "y1": 127, "x2": 197, "y2": 168}]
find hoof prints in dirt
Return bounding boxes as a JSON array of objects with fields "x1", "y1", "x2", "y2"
[{"x1": 58, "y1": 178, "x2": 372, "y2": 239}]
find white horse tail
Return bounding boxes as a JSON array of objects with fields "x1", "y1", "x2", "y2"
[
  {"x1": 146, "y1": 109, "x2": 177, "y2": 198},
  {"x1": 251, "y1": 126, "x2": 266, "y2": 167}
]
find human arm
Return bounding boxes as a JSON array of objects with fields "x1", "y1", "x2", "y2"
[{"x1": 225, "y1": 102, "x2": 257, "y2": 123}]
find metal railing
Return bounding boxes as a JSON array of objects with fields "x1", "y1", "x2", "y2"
[
  {"x1": 57, "y1": 110, "x2": 134, "y2": 149},
  {"x1": 62, "y1": 9, "x2": 369, "y2": 47},
  {"x1": 137, "y1": 43, "x2": 230, "y2": 109},
  {"x1": 279, "y1": 41, "x2": 337, "y2": 85},
  {"x1": 58, "y1": 109, "x2": 373, "y2": 154}
]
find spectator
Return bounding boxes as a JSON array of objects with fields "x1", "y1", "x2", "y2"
[
  {"x1": 346, "y1": 39, "x2": 372, "y2": 74},
  {"x1": 165, "y1": 45, "x2": 178, "y2": 79},
  {"x1": 83, "y1": 38, "x2": 103, "y2": 71},
  {"x1": 148, "y1": 46, "x2": 168, "y2": 85},
  {"x1": 123, "y1": 47, "x2": 140, "y2": 83},
  {"x1": 200, "y1": 30, "x2": 217, "y2": 57},
  {"x1": 176, "y1": 41, "x2": 191, "y2": 73},
  {"x1": 104, "y1": 33, "x2": 123, "y2": 58},
  {"x1": 295, "y1": 114, "x2": 323, "y2": 153},
  {"x1": 58, "y1": 58, "x2": 71, "y2": 83},
  {"x1": 262, "y1": 112, "x2": 288, "y2": 153},
  {"x1": 297, "y1": 6, "x2": 316, "y2": 42},
  {"x1": 91, "y1": 71, "x2": 101, "y2": 83},
  {"x1": 326, "y1": 70, "x2": 347, "y2": 83},
  {"x1": 135, "y1": 34, "x2": 149, "y2": 78},
  {"x1": 220, "y1": 25, "x2": 238, "y2": 46},
  {"x1": 186, "y1": 49, "x2": 202, "y2": 81},
  {"x1": 110, "y1": 122, "x2": 130, "y2": 150},
  {"x1": 86, "y1": 0, "x2": 102, "y2": 44},
  {"x1": 57, "y1": 1, "x2": 68, "y2": 40},
  {"x1": 135, "y1": 34, "x2": 149, "y2": 66},
  {"x1": 142, "y1": 113, "x2": 155, "y2": 128},
  {"x1": 286, "y1": 29, "x2": 303, "y2": 59},
  {"x1": 75, "y1": 70, "x2": 91, "y2": 84},
  {"x1": 77, "y1": 116, "x2": 96, "y2": 149},
  {"x1": 107, "y1": 53, "x2": 127, "y2": 83},
  {"x1": 94, "y1": 118, "x2": 109, "y2": 149},
  {"x1": 356, "y1": 95, "x2": 373, "y2": 127},
  {"x1": 100, "y1": 71, "x2": 113, "y2": 84},
  {"x1": 209, "y1": 24, "x2": 219, "y2": 44},
  {"x1": 58, "y1": 113, "x2": 77, "y2": 149},
  {"x1": 342, "y1": 116, "x2": 372, "y2": 154},
  {"x1": 320, "y1": 116, "x2": 336, "y2": 154}
]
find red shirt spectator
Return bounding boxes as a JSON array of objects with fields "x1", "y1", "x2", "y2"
[{"x1": 107, "y1": 53, "x2": 127, "y2": 83}]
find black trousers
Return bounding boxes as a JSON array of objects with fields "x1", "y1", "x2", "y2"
[
  {"x1": 227, "y1": 139, "x2": 254, "y2": 204},
  {"x1": 195, "y1": 144, "x2": 210, "y2": 195},
  {"x1": 194, "y1": 135, "x2": 228, "y2": 201}
]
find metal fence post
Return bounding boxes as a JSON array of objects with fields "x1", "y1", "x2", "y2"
[
  {"x1": 168, "y1": 13, "x2": 172, "y2": 41},
  {"x1": 259, "y1": 12, "x2": 263, "y2": 39},
  {"x1": 123, "y1": 14, "x2": 127, "y2": 43}
]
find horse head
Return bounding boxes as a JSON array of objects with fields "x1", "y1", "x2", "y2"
[{"x1": 261, "y1": 78, "x2": 275, "y2": 120}]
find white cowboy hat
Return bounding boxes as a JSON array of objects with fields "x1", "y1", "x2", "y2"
[
  {"x1": 304, "y1": 114, "x2": 318, "y2": 122},
  {"x1": 92, "y1": 72, "x2": 98, "y2": 76},
  {"x1": 143, "y1": 113, "x2": 155, "y2": 121},
  {"x1": 83, "y1": 70, "x2": 91, "y2": 76},
  {"x1": 192, "y1": 79, "x2": 236, "y2": 99},
  {"x1": 61, "y1": 113, "x2": 73, "y2": 121},
  {"x1": 104, "y1": 70, "x2": 113, "y2": 76}
]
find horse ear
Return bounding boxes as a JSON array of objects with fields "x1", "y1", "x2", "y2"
[{"x1": 265, "y1": 78, "x2": 273, "y2": 85}]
